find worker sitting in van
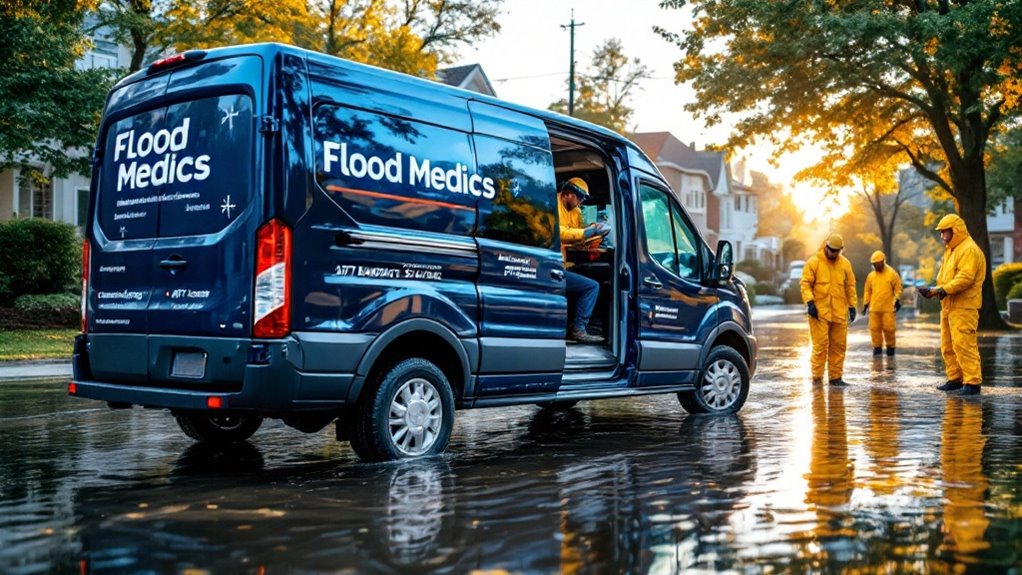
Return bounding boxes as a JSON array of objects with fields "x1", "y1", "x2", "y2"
[{"x1": 558, "y1": 177, "x2": 610, "y2": 343}]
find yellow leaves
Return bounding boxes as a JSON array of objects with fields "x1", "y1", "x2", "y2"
[{"x1": 989, "y1": 14, "x2": 1010, "y2": 38}]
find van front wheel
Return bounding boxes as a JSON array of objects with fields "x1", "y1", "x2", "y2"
[
  {"x1": 349, "y1": 358, "x2": 455, "y2": 462},
  {"x1": 175, "y1": 412, "x2": 263, "y2": 444},
  {"x1": 678, "y1": 346, "x2": 750, "y2": 414}
]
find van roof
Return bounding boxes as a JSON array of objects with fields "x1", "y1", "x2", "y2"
[{"x1": 117, "y1": 42, "x2": 653, "y2": 164}]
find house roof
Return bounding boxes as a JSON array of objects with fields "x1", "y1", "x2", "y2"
[
  {"x1": 437, "y1": 64, "x2": 497, "y2": 96},
  {"x1": 631, "y1": 131, "x2": 727, "y2": 189}
]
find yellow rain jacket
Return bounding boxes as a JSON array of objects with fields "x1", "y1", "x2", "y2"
[
  {"x1": 936, "y1": 216, "x2": 986, "y2": 311},
  {"x1": 800, "y1": 249, "x2": 858, "y2": 322},
  {"x1": 935, "y1": 214, "x2": 986, "y2": 384},
  {"x1": 863, "y1": 264, "x2": 903, "y2": 313},
  {"x1": 558, "y1": 201, "x2": 587, "y2": 267}
]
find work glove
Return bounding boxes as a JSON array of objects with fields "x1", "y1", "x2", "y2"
[
  {"x1": 935, "y1": 287, "x2": 947, "y2": 300},
  {"x1": 848, "y1": 307, "x2": 856, "y2": 324},
  {"x1": 807, "y1": 300, "x2": 818, "y2": 320},
  {"x1": 894, "y1": 301, "x2": 902, "y2": 312},
  {"x1": 918, "y1": 286, "x2": 934, "y2": 299},
  {"x1": 862, "y1": 305, "x2": 869, "y2": 316}
]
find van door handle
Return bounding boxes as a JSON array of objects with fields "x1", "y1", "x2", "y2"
[
  {"x1": 643, "y1": 275, "x2": 663, "y2": 289},
  {"x1": 550, "y1": 269, "x2": 565, "y2": 281},
  {"x1": 159, "y1": 257, "x2": 188, "y2": 271}
]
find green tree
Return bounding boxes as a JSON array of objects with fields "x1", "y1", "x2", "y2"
[
  {"x1": 659, "y1": 0, "x2": 1022, "y2": 329},
  {"x1": 0, "y1": 0, "x2": 115, "y2": 179},
  {"x1": 550, "y1": 38, "x2": 651, "y2": 134},
  {"x1": 92, "y1": 0, "x2": 159, "y2": 72}
]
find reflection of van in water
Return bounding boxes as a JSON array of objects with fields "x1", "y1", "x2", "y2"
[{"x1": 71, "y1": 44, "x2": 757, "y2": 461}]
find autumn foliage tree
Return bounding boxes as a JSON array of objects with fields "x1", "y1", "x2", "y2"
[
  {"x1": 549, "y1": 38, "x2": 651, "y2": 134},
  {"x1": 96, "y1": 0, "x2": 503, "y2": 77},
  {"x1": 659, "y1": 0, "x2": 1022, "y2": 329}
]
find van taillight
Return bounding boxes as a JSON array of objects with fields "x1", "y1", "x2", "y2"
[
  {"x1": 81, "y1": 239, "x2": 90, "y2": 333},
  {"x1": 253, "y1": 219, "x2": 291, "y2": 338}
]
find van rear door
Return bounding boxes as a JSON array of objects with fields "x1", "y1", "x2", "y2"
[{"x1": 91, "y1": 57, "x2": 261, "y2": 339}]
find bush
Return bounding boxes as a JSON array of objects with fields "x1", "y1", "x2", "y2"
[
  {"x1": 1007, "y1": 281, "x2": 1022, "y2": 303},
  {"x1": 753, "y1": 281, "x2": 776, "y2": 296},
  {"x1": 0, "y1": 219, "x2": 80, "y2": 305},
  {"x1": 12, "y1": 292, "x2": 80, "y2": 328},
  {"x1": 737, "y1": 259, "x2": 775, "y2": 282},
  {"x1": 992, "y1": 262, "x2": 1022, "y2": 309}
]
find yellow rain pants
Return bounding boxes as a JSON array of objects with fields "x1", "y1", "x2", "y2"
[
  {"x1": 935, "y1": 215, "x2": 986, "y2": 385},
  {"x1": 809, "y1": 316, "x2": 848, "y2": 381},
  {"x1": 869, "y1": 312, "x2": 896, "y2": 349}
]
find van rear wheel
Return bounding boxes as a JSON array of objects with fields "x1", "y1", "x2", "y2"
[
  {"x1": 175, "y1": 412, "x2": 263, "y2": 444},
  {"x1": 349, "y1": 358, "x2": 455, "y2": 462},
  {"x1": 678, "y1": 346, "x2": 750, "y2": 414}
]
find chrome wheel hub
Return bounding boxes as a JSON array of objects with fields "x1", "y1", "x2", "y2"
[
  {"x1": 389, "y1": 378, "x2": 443, "y2": 456},
  {"x1": 700, "y1": 359, "x2": 742, "y2": 410}
]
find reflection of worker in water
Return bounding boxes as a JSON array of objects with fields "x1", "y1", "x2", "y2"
[
  {"x1": 864, "y1": 388, "x2": 900, "y2": 496},
  {"x1": 804, "y1": 384, "x2": 852, "y2": 538},
  {"x1": 940, "y1": 398, "x2": 990, "y2": 558}
]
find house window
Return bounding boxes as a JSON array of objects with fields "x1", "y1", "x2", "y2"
[
  {"x1": 17, "y1": 170, "x2": 53, "y2": 220},
  {"x1": 735, "y1": 195, "x2": 741, "y2": 211},
  {"x1": 77, "y1": 188, "x2": 90, "y2": 227}
]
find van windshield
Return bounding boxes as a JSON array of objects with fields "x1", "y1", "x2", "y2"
[{"x1": 97, "y1": 94, "x2": 254, "y2": 239}]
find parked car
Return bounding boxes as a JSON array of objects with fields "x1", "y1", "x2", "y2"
[
  {"x1": 71, "y1": 43, "x2": 757, "y2": 461},
  {"x1": 780, "y1": 260, "x2": 805, "y2": 303}
]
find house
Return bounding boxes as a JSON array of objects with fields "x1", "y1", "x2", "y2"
[
  {"x1": 631, "y1": 132, "x2": 720, "y2": 246},
  {"x1": 0, "y1": 22, "x2": 131, "y2": 228},
  {"x1": 632, "y1": 132, "x2": 782, "y2": 271},
  {"x1": 436, "y1": 64, "x2": 497, "y2": 97},
  {"x1": 988, "y1": 198, "x2": 1021, "y2": 265}
]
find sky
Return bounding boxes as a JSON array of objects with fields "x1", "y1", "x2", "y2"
[{"x1": 453, "y1": 0, "x2": 842, "y2": 221}]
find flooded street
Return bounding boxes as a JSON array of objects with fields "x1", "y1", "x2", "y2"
[{"x1": 3, "y1": 307, "x2": 1022, "y2": 574}]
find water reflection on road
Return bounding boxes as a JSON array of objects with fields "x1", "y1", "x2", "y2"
[{"x1": 1, "y1": 308, "x2": 1021, "y2": 573}]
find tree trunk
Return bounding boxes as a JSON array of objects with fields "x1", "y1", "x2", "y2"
[{"x1": 954, "y1": 161, "x2": 1006, "y2": 330}]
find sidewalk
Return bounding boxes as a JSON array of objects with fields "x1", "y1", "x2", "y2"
[{"x1": 0, "y1": 359, "x2": 72, "y2": 381}]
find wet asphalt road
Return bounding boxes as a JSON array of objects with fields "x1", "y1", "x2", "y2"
[{"x1": 2, "y1": 306, "x2": 1022, "y2": 574}]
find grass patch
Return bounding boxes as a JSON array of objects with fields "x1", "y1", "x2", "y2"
[{"x1": 0, "y1": 329, "x2": 77, "y2": 361}]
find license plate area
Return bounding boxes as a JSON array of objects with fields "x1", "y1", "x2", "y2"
[{"x1": 171, "y1": 351, "x2": 207, "y2": 379}]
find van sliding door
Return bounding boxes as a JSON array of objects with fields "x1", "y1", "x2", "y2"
[{"x1": 470, "y1": 102, "x2": 567, "y2": 395}]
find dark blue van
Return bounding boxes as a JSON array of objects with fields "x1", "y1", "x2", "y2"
[{"x1": 72, "y1": 44, "x2": 757, "y2": 461}]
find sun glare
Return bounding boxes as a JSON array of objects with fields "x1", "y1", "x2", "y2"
[{"x1": 786, "y1": 181, "x2": 851, "y2": 224}]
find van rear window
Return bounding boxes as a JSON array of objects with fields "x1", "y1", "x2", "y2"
[{"x1": 98, "y1": 95, "x2": 253, "y2": 239}]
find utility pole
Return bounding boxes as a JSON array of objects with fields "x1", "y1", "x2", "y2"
[{"x1": 560, "y1": 10, "x2": 584, "y2": 116}]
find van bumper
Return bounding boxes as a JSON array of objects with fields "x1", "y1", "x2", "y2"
[{"x1": 70, "y1": 332, "x2": 372, "y2": 413}]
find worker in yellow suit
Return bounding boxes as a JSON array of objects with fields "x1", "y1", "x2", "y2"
[
  {"x1": 800, "y1": 233, "x2": 858, "y2": 386},
  {"x1": 919, "y1": 214, "x2": 987, "y2": 395},
  {"x1": 862, "y1": 250, "x2": 903, "y2": 356}
]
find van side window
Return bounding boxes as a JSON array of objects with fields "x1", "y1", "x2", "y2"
[
  {"x1": 640, "y1": 183, "x2": 699, "y2": 281},
  {"x1": 314, "y1": 104, "x2": 476, "y2": 235},
  {"x1": 474, "y1": 134, "x2": 556, "y2": 248}
]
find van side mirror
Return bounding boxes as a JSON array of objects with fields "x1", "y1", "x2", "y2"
[{"x1": 715, "y1": 240, "x2": 734, "y2": 285}]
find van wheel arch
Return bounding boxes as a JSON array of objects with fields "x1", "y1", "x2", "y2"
[{"x1": 350, "y1": 319, "x2": 472, "y2": 405}]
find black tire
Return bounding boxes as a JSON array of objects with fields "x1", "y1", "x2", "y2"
[
  {"x1": 349, "y1": 358, "x2": 456, "y2": 462},
  {"x1": 678, "y1": 346, "x2": 750, "y2": 414},
  {"x1": 534, "y1": 399, "x2": 579, "y2": 410},
  {"x1": 174, "y1": 412, "x2": 263, "y2": 444}
]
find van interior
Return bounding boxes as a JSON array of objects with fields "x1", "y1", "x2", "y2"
[{"x1": 550, "y1": 134, "x2": 620, "y2": 370}]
